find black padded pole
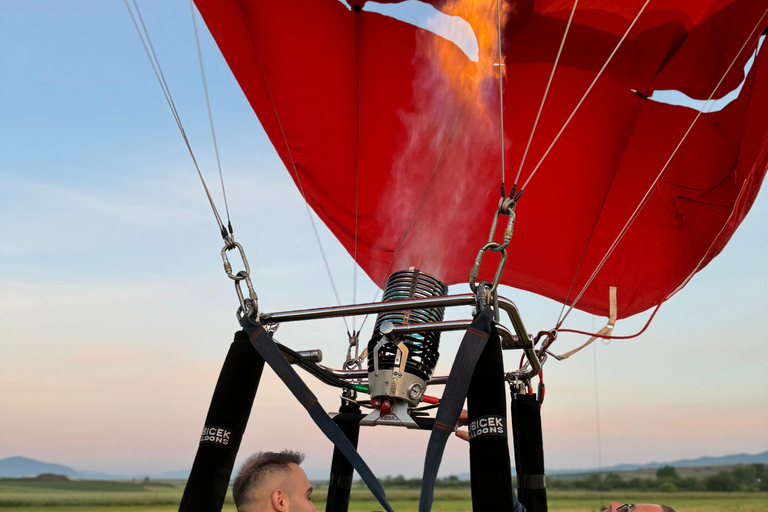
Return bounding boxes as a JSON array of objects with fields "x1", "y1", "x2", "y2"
[
  {"x1": 179, "y1": 330, "x2": 265, "y2": 512},
  {"x1": 467, "y1": 326, "x2": 522, "y2": 512},
  {"x1": 511, "y1": 391, "x2": 548, "y2": 512},
  {"x1": 326, "y1": 399, "x2": 361, "y2": 512}
]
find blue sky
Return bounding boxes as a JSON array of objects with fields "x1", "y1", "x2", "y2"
[{"x1": 1, "y1": 1, "x2": 766, "y2": 477}]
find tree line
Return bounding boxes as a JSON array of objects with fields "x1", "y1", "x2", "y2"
[
  {"x1": 547, "y1": 464, "x2": 768, "y2": 492},
  {"x1": 373, "y1": 464, "x2": 768, "y2": 492}
]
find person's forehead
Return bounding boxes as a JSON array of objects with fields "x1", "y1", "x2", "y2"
[{"x1": 288, "y1": 463, "x2": 310, "y2": 485}]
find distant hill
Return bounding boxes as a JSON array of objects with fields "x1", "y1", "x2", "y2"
[
  {"x1": 2, "y1": 450, "x2": 766, "y2": 481},
  {"x1": 547, "y1": 450, "x2": 768, "y2": 476},
  {"x1": 0, "y1": 456, "x2": 188, "y2": 481},
  {"x1": 0, "y1": 456, "x2": 80, "y2": 478}
]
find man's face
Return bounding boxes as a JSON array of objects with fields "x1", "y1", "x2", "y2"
[
  {"x1": 603, "y1": 503, "x2": 665, "y2": 512},
  {"x1": 286, "y1": 463, "x2": 316, "y2": 512}
]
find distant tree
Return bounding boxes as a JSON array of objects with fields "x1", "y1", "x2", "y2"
[
  {"x1": 575, "y1": 473, "x2": 603, "y2": 490},
  {"x1": 656, "y1": 466, "x2": 679, "y2": 480},
  {"x1": 36, "y1": 473, "x2": 69, "y2": 482},
  {"x1": 733, "y1": 465, "x2": 757, "y2": 487},
  {"x1": 706, "y1": 471, "x2": 738, "y2": 492},
  {"x1": 547, "y1": 478, "x2": 574, "y2": 490},
  {"x1": 604, "y1": 472, "x2": 626, "y2": 489},
  {"x1": 659, "y1": 482, "x2": 678, "y2": 492},
  {"x1": 142, "y1": 476, "x2": 150, "y2": 485},
  {"x1": 675, "y1": 476, "x2": 700, "y2": 491}
]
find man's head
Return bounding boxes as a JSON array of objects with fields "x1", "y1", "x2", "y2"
[
  {"x1": 602, "y1": 503, "x2": 677, "y2": 512},
  {"x1": 233, "y1": 451, "x2": 316, "y2": 512}
]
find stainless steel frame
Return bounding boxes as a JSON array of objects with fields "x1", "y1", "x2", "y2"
[{"x1": 263, "y1": 293, "x2": 542, "y2": 379}]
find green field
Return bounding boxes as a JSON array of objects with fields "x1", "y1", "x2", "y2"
[{"x1": 2, "y1": 479, "x2": 768, "y2": 512}]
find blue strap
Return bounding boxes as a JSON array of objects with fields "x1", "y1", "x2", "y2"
[
  {"x1": 419, "y1": 307, "x2": 495, "y2": 512},
  {"x1": 239, "y1": 318, "x2": 394, "y2": 512}
]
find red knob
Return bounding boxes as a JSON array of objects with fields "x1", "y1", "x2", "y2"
[{"x1": 379, "y1": 400, "x2": 394, "y2": 417}]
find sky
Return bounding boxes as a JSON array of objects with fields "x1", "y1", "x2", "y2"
[{"x1": 1, "y1": 1, "x2": 767, "y2": 479}]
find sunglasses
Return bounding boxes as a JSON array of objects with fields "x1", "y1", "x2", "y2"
[{"x1": 602, "y1": 505, "x2": 634, "y2": 512}]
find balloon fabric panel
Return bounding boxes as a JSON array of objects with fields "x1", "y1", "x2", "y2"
[{"x1": 194, "y1": 0, "x2": 768, "y2": 318}]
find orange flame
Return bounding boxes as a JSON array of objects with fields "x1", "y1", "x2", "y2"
[{"x1": 432, "y1": 0, "x2": 510, "y2": 116}]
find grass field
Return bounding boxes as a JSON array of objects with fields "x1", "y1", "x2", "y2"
[{"x1": 1, "y1": 479, "x2": 767, "y2": 511}]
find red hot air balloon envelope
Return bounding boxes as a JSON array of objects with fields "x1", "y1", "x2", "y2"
[{"x1": 193, "y1": 0, "x2": 768, "y2": 320}]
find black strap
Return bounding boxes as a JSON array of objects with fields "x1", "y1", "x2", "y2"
[
  {"x1": 511, "y1": 393, "x2": 548, "y2": 512},
  {"x1": 419, "y1": 306, "x2": 495, "y2": 512},
  {"x1": 467, "y1": 324, "x2": 525, "y2": 512},
  {"x1": 179, "y1": 332, "x2": 264, "y2": 512},
  {"x1": 326, "y1": 399, "x2": 362, "y2": 512},
  {"x1": 239, "y1": 318, "x2": 394, "y2": 512}
]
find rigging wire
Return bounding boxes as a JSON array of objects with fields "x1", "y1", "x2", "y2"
[
  {"x1": 520, "y1": 0, "x2": 651, "y2": 192},
  {"x1": 124, "y1": 0, "x2": 227, "y2": 239},
  {"x1": 353, "y1": 7, "x2": 362, "y2": 335},
  {"x1": 556, "y1": 13, "x2": 767, "y2": 328},
  {"x1": 128, "y1": 0, "x2": 350, "y2": 332},
  {"x1": 513, "y1": 0, "x2": 579, "y2": 186},
  {"x1": 190, "y1": 0, "x2": 232, "y2": 235},
  {"x1": 496, "y1": 0, "x2": 506, "y2": 192},
  {"x1": 309, "y1": 204, "x2": 353, "y2": 335},
  {"x1": 592, "y1": 328, "x2": 605, "y2": 510},
  {"x1": 357, "y1": 107, "x2": 470, "y2": 333},
  {"x1": 235, "y1": 0, "x2": 351, "y2": 334},
  {"x1": 361, "y1": 1, "x2": 506, "y2": 330},
  {"x1": 556, "y1": 139, "x2": 762, "y2": 341}
]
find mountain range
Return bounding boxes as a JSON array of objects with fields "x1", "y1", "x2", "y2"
[{"x1": 1, "y1": 451, "x2": 766, "y2": 481}]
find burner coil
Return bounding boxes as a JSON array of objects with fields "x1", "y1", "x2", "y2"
[{"x1": 367, "y1": 269, "x2": 448, "y2": 382}]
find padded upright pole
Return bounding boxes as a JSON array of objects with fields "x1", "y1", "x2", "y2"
[
  {"x1": 511, "y1": 391, "x2": 548, "y2": 512},
  {"x1": 467, "y1": 326, "x2": 524, "y2": 512},
  {"x1": 179, "y1": 330, "x2": 265, "y2": 512},
  {"x1": 325, "y1": 399, "x2": 362, "y2": 512}
]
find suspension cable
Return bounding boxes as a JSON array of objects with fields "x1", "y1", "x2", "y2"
[
  {"x1": 514, "y1": 0, "x2": 579, "y2": 186},
  {"x1": 557, "y1": 12, "x2": 767, "y2": 327},
  {"x1": 124, "y1": 0, "x2": 228, "y2": 240},
  {"x1": 308, "y1": 203, "x2": 352, "y2": 335},
  {"x1": 190, "y1": 0, "x2": 232, "y2": 235},
  {"x1": 356, "y1": 107, "x2": 470, "y2": 333},
  {"x1": 520, "y1": 0, "x2": 651, "y2": 192},
  {"x1": 235, "y1": 2, "x2": 350, "y2": 334},
  {"x1": 497, "y1": 0, "x2": 506, "y2": 193},
  {"x1": 353, "y1": 7, "x2": 362, "y2": 335},
  {"x1": 592, "y1": 337, "x2": 605, "y2": 510}
]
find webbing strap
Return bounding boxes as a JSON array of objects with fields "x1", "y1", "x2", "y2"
[
  {"x1": 555, "y1": 286, "x2": 617, "y2": 360},
  {"x1": 239, "y1": 319, "x2": 394, "y2": 512},
  {"x1": 419, "y1": 307, "x2": 495, "y2": 512}
]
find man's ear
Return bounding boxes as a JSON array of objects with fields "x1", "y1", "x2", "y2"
[{"x1": 271, "y1": 488, "x2": 289, "y2": 512}]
